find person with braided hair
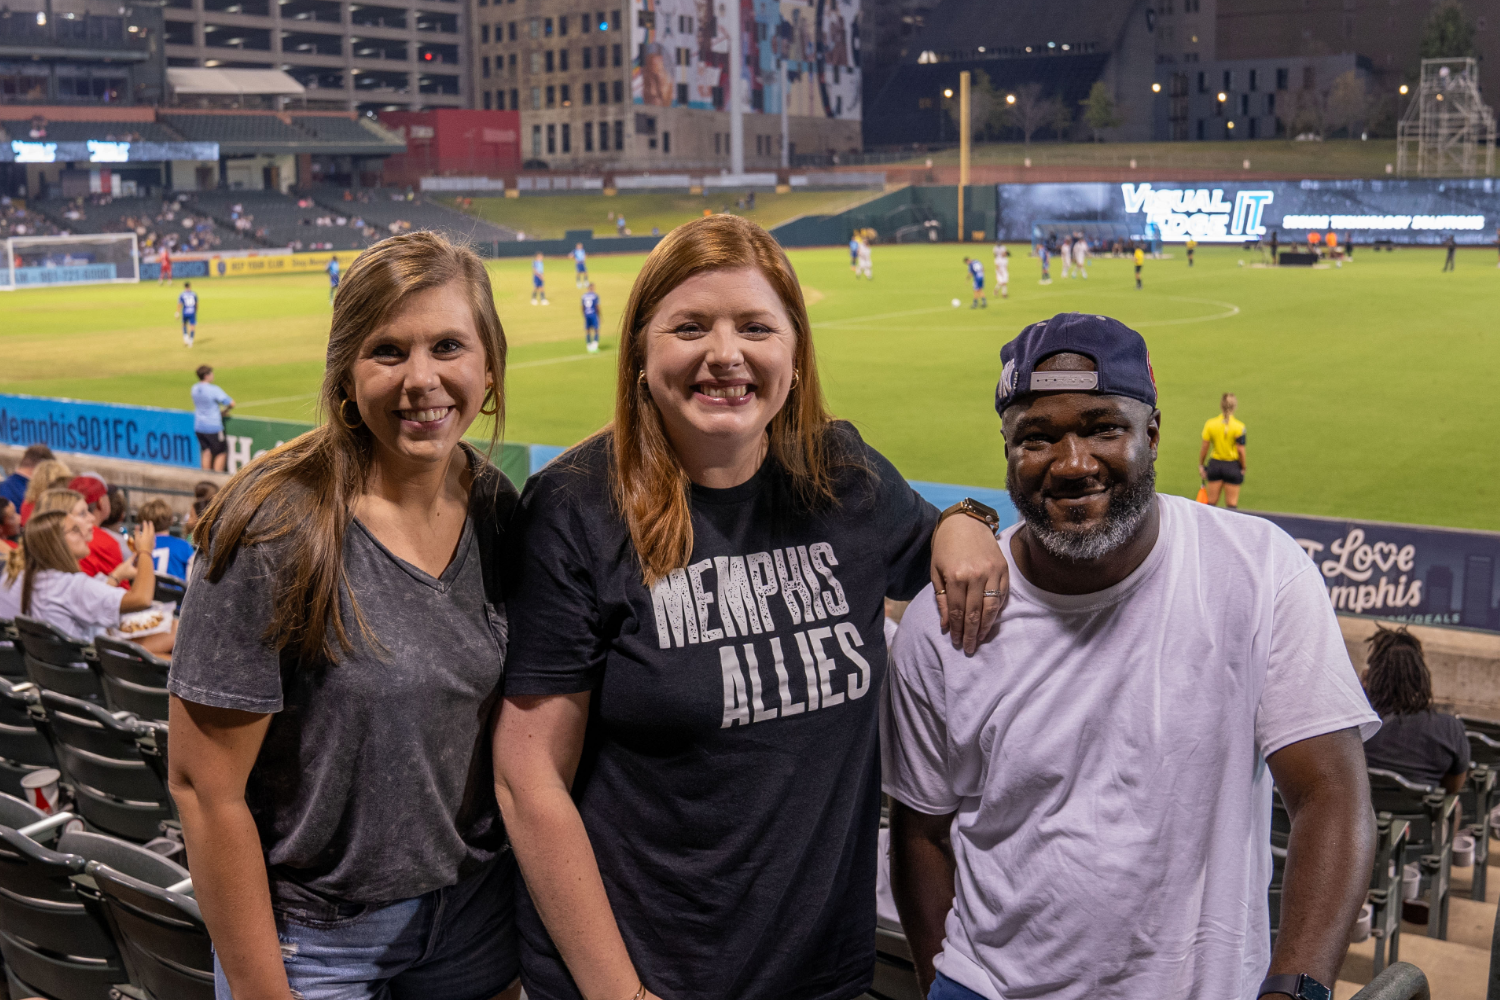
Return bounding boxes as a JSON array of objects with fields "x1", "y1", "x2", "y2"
[{"x1": 1361, "y1": 626, "x2": 1470, "y2": 794}]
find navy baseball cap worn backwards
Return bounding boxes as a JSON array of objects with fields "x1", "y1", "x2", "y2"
[{"x1": 994, "y1": 312, "x2": 1158, "y2": 417}]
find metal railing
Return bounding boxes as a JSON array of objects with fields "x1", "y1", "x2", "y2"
[{"x1": 1352, "y1": 962, "x2": 1429, "y2": 1000}]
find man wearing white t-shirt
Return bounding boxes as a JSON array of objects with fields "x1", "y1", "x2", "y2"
[{"x1": 884, "y1": 312, "x2": 1379, "y2": 1000}]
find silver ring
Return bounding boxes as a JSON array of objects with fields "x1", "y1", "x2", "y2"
[{"x1": 983, "y1": 590, "x2": 1004, "y2": 598}]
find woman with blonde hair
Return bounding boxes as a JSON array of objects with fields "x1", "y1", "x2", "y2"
[
  {"x1": 494, "y1": 215, "x2": 1007, "y2": 1000},
  {"x1": 11, "y1": 509, "x2": 164, "y2": 654},
  {"x1": 167, "y1": 231, "x2": 522, "y2": 1000},
  {"x1": 18, "y1": 457, "x2": 73, "y2": 524}
]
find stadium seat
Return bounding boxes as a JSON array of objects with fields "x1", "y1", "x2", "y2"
[
  {"x1": 1459, "y1": 715, "x2": 1500, "y2": 742},
  {"x1": 0, "y1": 618, "x2": 24, "y2": 678},
  {"x1": 0, "y1": 677, "x2": 57, "y2": 798},
  {"x1": 151, "y1": 573, "x2": 187, "y2": 607},
  {"x1": 1368, "y1": 813, "x2": 1411, "y2": 975},
  {"x1": 31, "y1": 690, "x2": 173, "y2": 843},
  {"x1": 1467, "y1": 729, "x2": 1500, "y2": 767},
  {"x1": 93, "y1": 637, "x2": 170, "y2": 722},
  {"x1": 0, "y1": 819, "x2": 164, "y2": 1000},
  {"x1": 1459, "y1": 763, "x2": 1497, "y2": 900},
  {"x1": 88, "y1": 861, "x2": 212, "y2": 1000},
  {"x1": 14, "y1": 615, "x2": 103, "y2": 702},
  {"x1": 1368, "y1": 767, "x2": 1457, "y2": 940}
]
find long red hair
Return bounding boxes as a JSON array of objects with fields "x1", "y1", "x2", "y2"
[{"x1": 605, "y1": 215, "x2": 837, "y2": 583}]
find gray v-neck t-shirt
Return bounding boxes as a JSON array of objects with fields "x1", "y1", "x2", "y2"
[{"x1": 170, "y1": 478, "x2": 510, "y2": 904}]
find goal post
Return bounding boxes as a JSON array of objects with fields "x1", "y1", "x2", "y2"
[{"x1": 1, "y1": 233, "x2": 140, "y2": 291}]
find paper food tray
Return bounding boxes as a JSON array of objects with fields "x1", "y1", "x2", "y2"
[{"x1": 108, "y1": 601, "x2": 176, "y2": 641}]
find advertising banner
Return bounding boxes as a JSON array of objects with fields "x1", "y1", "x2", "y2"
[
  {"x1": 996, "y1": 178, "x2": 1500, "y2": 245},
  {"x1": 0, "y1": 394, "x2": 198, "y2": 469},
  {"x1": 1254, "y1": 511, "x2": 1500, "y2": 635},
  {"x1": 3, "y1": 140, "x2": 220, "y2": 163},
  {"x1": 632, "y1": 0, "x2": 859, "y2": 119}
]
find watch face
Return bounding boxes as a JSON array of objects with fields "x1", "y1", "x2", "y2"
[{"x1": 1300, "y1": 977, "x2": 1332, "y2": 1000}]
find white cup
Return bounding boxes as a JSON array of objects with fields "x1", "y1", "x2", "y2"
[
  {"x1": 1349, "y1": 902, "x2": 1373, "y2": 943},
  {"x1": 19, "y1": 768, "x2": 61, "y2": 816},
  {"x1": 1454, "y1": 835, "x2": 1476, "y2": 868},
  {"x1": 1403, "y1": 862, "x2": 1422, "y2": 901}
]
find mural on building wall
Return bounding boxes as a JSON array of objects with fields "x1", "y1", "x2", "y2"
[{"x1": 631, "y1": 0, "x2": 859, "y2": 119}]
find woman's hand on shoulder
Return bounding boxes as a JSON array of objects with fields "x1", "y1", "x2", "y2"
[{"x1": 930, "y1": 514, "x2": 1008, "y2": 656}]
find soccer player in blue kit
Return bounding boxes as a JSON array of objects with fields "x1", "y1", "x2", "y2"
[
  {"x1": 531, "y1": 251, "x2": 549, "y2": 305},
  {"x1": 178, "y1": 281, "x2": 199, "y2": 346},
  {"x1": 326, "y1": 254, "x2": 340, "y2": 303},
  {"x1": 581, "y1": 282, "x2": 601, "y2": 353},
  {"x1": 573, "y1": 242, "x2": 589, "y2": 287},
  {"x1": 964, "y1": 256, "x2": 987, "y2": 308}
]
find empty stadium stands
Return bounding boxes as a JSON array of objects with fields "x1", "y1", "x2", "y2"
[
  {"x1": 322, "y1": 187, "x2": 517, "y2": 245},
  {"x1": 161, "y1": 111, "x2": 310, "y2": 146}
]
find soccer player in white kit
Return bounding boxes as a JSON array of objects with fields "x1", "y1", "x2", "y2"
[
  {"x1": 993, "y1": 243, "x2": 1009, "y2": 299},
  {"x1": 1072, "y1": 233, "x2": 1089, "y2": 279},
  {"x1": 856, "y1": 238, "x2": 873, "y2": 280},
  {"x1": 1059, "y1": 235, "x2": 1073, "y2": 279}
]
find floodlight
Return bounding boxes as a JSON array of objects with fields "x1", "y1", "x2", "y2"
[
  {"x1": 1006, "y1": 94, "x2": 1016, "y2": 104},
  {"x1": 943, "y1": 88, "x2": 953, "y2": 98},
  {"x1": 1151, "y1": 82, "x2": 1161, "y2": 93},
  {"x1": 1399, "y1": 84, "x2": 1409, "y2": 95},
  {"x1": 1217, "y1": 92, "x2": 1227, "y2": 102}
]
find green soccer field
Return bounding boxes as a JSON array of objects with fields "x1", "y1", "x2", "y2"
[{"x1": 2, "y1": 241, "x2": 1495, "y2": 530}]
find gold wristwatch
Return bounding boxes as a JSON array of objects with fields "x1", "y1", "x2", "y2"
[{"x1": 937, "y1": 497, "x2": 1001, "y2": 532}]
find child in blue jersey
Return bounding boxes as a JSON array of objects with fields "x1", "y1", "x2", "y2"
[
  {"x1": 581, "y1": 282, "x2": 601, "y2": 353},
  {"x1": 531, "y1": 252, "x2": 549, "y2": 305},
  {"x1": 178, "y1": 281, "x2": 199, "y2": 346},
  {"x1": 138, "y1": 497, "x2": 194, "y2": 580},
  {"x1": 327, "y1": 255, "x2": 340, "y2": 303},
  {"x1": 963, "y1": 256, "x2": 986, "y2": 308},
  {"x1": 573, "y1": 243, "x2": 589, "y2": 287}
]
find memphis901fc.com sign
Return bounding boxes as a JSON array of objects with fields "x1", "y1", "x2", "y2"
[{"x1": 1254, "y1": 511, "x2": 1500, "y2": 635}]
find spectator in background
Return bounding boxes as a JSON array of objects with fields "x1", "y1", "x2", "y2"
[
  {"x1": 18, "y1": 510, "x2": 173, "y2": 657},
  {"x1": 191, "y1": 365, "x2": 234, "y2": 472},
  {"x1": 69, "y1": 476, "x2": 126, "y2": 582},
  {"x1": 99, "y1": 486, "x2": 131, "y2": 562},
  {"x1": 1362, "y1": 626, "x2": 1470, "y2": 794},
  {"x1": 19, "y1": 458, "x2": 73, "y2": 524},
  {"x1": 0, "y1": 444, "x2": 54, "y2": 510},
  {"x1": 138, "y1": 498, "x2": 193, "y2": 580},
  {"x1": 185, "y1": 481, "x2": 219, "y2": 535},
  {"x1": 0, "y1": 498, "x2": 18, "y2": 550},
  {"x1": 36, "y1": 487, "x2": 135, "y2": 589}
]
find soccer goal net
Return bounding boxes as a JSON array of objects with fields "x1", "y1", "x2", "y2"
[{"x1": 1, "y1": 233, "x2": 140, "y2": 291}]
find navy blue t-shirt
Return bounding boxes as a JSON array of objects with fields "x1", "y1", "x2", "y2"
[{"x1": 503, "y1": 423, "x2": 938, "y2": 1000}]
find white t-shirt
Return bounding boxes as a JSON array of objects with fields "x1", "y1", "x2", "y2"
[
  {"x1": 24, "y1": 569, "x2": 125, "y2": 641},
  {"x1": 881, "y1": 494, "x2": 1379, "y2": 1000},
  {"x1": 993, "y1": 248, "x2": 1008, "y2": 281},
  {"x1": 0, "y1": 568, "x2": 19, "y2": 620}
]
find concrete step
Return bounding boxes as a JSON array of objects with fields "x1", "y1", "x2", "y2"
[{"x1": 1341, "y1": 931, "x2": 1491, "y2": 1000}]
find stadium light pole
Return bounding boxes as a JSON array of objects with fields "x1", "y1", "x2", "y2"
[
  {"x1": 726, "y1": 0, "x2": 744, "y2": 176},
  {"x1": 780, "y1": 57, "x2": 790, "y2": 169},
  {"x1": 958, "y1": 70, "x2": 970, "y2": 243}
]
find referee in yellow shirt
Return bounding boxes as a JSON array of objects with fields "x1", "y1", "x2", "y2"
[{"x1": 1199, "y1": 393, "x2": 1247, "y2": 508}]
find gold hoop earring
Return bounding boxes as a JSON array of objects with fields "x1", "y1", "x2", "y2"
[
  {"x1": 479, "y1": 387, "x2": 500, "y2": 417},
  {"x1": 338, "y1": 397, "x2": 363, "y2": 429},
  {"x1": 637, "y1": 369, "x2": 647, "y2": 386},
  {"x1": 790, "y1": 368, "x2": 801, "y2": 388}
]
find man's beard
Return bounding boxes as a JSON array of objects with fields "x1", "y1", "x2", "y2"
[{"x1": 1008, "y1": 464, "x2": 1158, "y2": 562}]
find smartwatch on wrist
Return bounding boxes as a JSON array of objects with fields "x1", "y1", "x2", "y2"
[
  {"x1": 1258, "y1": 974, "x2": 1332, "y2": 1000},
  {"x1": 937, "y1": 497, "x2": 1001, "y2": 533}
]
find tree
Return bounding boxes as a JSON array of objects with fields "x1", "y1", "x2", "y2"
[
  {"x1": 1419, "y1": 0, "x2": 1477, "y2": 59},
  {"x1": 1050, "y1": 93, "x2": 1075, "y2": 140},
  {"x1": 1326, "y1": 70, "x2": 1374, "y2": 138},
  {"x1": 1080, "y1": 80, "x2": 1123, "y2": 141},
  {"x1": 1002, "y1": 82, "x2": 1052, "y2": 145},
  {"x1": 1290, "y1": 85, "x2": 1329, "y2": 139}
]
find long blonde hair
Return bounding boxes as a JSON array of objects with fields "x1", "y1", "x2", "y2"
[
  {"x1": 5, "y1": 488, "x2": 86, "y2": 590},
  {"x1": 606, "y1": 215, "x2": 836, "y2": 584},
  {"x1": 22, "y1": 460, "x2": 73, "y2": 507},
  {"x1": 194, "y1": 232, "x2": 507, "y2": 666},
  {"x1": 19, "y1": 510, "x2": 78, "y2": 616}
]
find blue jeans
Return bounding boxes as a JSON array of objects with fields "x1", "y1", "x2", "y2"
[
  {"x1": 929, "y1": 971, "x2": 988, "y2": 1000},
  {"x1": 215, "y1": 853, "x2": 519, "y2": 1000}
]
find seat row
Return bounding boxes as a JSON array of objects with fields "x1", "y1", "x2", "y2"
[{"x1": 0, "y1": 792, "x2": 211, "y2": 1000}]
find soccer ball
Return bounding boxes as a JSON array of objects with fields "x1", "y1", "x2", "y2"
[{"x1": 951, "y1": 298, "x2": 962, "y2": 307}]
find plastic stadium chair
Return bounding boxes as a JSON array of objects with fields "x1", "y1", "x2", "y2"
[
  {"x1": 151, "y1": 573, "x2": 186, "y2": 607},
  {"x1": 88, "y1": 861, "x2": 212, "y2": 1000},
  {"x1": 1369, "y1": 767, "x2": 1457, "y2": 940},
  {"x1": 0, "y1": 677, "x2": 56, "y2": 799},
  {"x1": 1369, "y1": 814, "x2": 1411, "y2": 976},
  {"x1": 93, "y1": 637, "x2": 170, "y2": 722},
  {"x1": 0, "y1": 618, "x2": 24, "y2": 678},
  {"x1": 0, "y1": 819, "x2": 187, "y2": 1000},
  {"x1": 14, "y1": 615, "x2": 103, "y2": 702},
  {"x1": 1460, "y1": 762, "x2": 1497, "y2": 902},
  {"x1": 31, "y1": 690, "x2": 173, "y2": 843},
  {"x1": 1460, "y1": 714, "x2": 1500, "y2": 743}
]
